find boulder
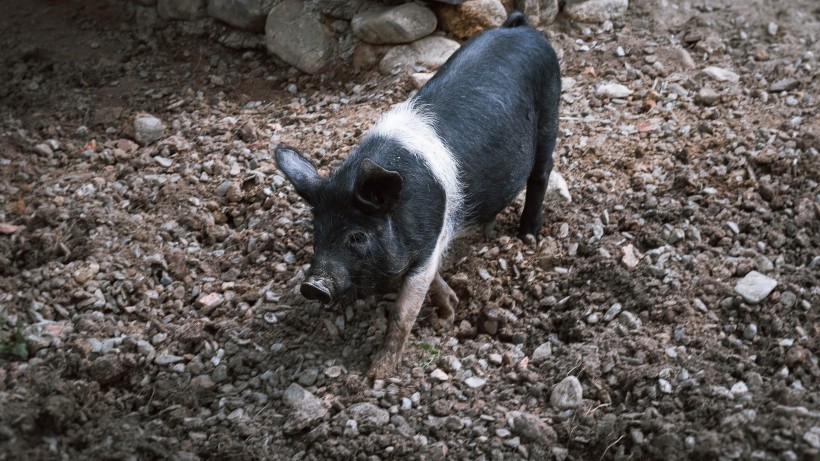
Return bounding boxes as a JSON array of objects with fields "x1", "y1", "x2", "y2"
[
  {"x1": 265, "y1": 0, "x2": 336, "y2": 74},
  {"x1": 437, "y1": 0, "x2": 507, "y2": 39},
  {"x1": 157, "y1": 0, "x2": 207, "y2": 20},
  {"x1": 352, "y1": 3, "x2": 437, "y2": 45},
  {"x1": 379, "y1": 36, "x2": 460, "y2": 75},
  {"x1": 207, "y1": 0, "x2": 279, "y2": 32}
]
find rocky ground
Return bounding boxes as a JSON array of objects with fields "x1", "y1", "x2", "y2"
[{"x1": 1, "y1": 0, "x2": 818, "y2": 460}]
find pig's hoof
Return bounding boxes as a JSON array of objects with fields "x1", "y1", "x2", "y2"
[{"x1": 367, "y1": 355, "x2": 398, "y2": 379}]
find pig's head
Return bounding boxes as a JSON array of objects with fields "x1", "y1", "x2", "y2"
[{"x1": 275, "y1": 146, "x2": 411, "y2": 309}]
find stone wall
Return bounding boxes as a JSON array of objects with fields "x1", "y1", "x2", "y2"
[{"x1": 129, "y1": 0, "x2": 628, "y2": 76}]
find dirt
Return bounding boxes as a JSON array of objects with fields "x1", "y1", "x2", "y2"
[{"x1": 0, "y1": 0, "x2": 818, "y2": 460}]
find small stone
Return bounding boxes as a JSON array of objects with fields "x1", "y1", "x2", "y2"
[
  {"x1": 619, "y1": 311, "x2": 642, "y2": 329},
  {"x1": 734, "y1": 271, "x2": 777, "y2": 304},
  {"x1": 282, "y1": 383, "x2": 329, "y2": 434},
  {"x1": 211, "y1": 364, "x2": 229, "y2": 383},
  {"x1": 603, "y1": 303, "x2": 622, "y2": 322},
  {"x1": 132, "y1": 113, "x2": 165, "y2": 146},
  {"x1": 596, "y1": 82, "x2": 633, "y2": 99},
  {"x1": 197, "y1": 293, "x2": 224, "y2": 312},
  {"x1": 621, "y1": 244, "x2": 641, "y2": 268},
  {"x1": 531, "y1": 342, "x2": 553, "y2": 365},
  {"x1": 696, "y1": 87, "x2": 721, "y2": 106},
  {"x1": 744, "y1": 323, "x2": 758, "y2": 340},
  {"x1": 351, "y1": 3, "x2": 437, "y2": 44},
  {"x1": 550, "y1": 376, "x2": 583, "y2": 410},
  {"x1": 546, "y1": 171, "x2": 572, "y2": 203},
  {"x1": 346, "y1": 402, "x2": 389, "y2": 427},
  {"x1": 465, "y1": 377, "x2": 487, "y2": 388},
  {"x1": 731, "y1": 381, "x2": 749, "y2": 396},
  {"x1": 73, "y1": 262, "x2": 100, "y2": 284},
  {"x1": 659, "y1": 379, "x2": 672, "y2": 394},
  {"x1": 702, "y1": 66, "x2": 740, "y2": 83},
  {"x1": 769, "y1": 78, "x2": 799, "y2": 93},
  {"x1": 430, "y1": 368, "x2": 450, "y2": 381},
  {"x1": 191, "y1": 374, "x2": 216, "y2": 391},
  {"x1": 512, "y1": 412, "x2": 558, "y2": 446},
  {"x1": 767, "y1": 22, "x2": 778, "y2": 36}
]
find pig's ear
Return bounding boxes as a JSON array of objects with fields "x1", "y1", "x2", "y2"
[
  {"x1": 354, "y1": 158, "x2": 403, "y2": 213},
  {"x1": 275, "y1": 146, "x2": 322, "y2": 204}
]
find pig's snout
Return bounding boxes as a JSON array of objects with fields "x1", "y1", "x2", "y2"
[{"x1": 300, "y1": 277, "x2": 333, "y2": 305}]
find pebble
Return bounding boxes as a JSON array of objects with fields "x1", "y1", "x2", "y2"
[
  {"x1": 430, "y1": 369, "x2": 450, "y2": 381},
  {"x1": 744, "y1": 323, "x2": 758, "y2": 340},
  {"x1": 531, "y1": 342, "x2": 552, "y2": 364},
  {"x1": 596, "y1": 82, "x2": 633, "y2": 99},
  {"x1": 619, "y1": 311, "x2": 642, "y2": 329},
  {"x1": 603, "y1": 303, "x2": 622, "y2": 322},
  {"x1": 132, "y1": 113, "x2": 165, "y2": 145},
  {"x1": 512, "y1": 412, "x2": 557, "y2": 446},
  {"x1": 550, "y1": 376, "x2": 583, "y2": 410},
  {"x1": 658, "y1": 379, "x2": 672, "y2": 394},
  {"x1": 734, "y1": 271, "x2": 777, "y2": 304},
  {"x1": 696, "y1": 87, "x2": 721, "y2": 106},
  {"x1": 621, "y1": 244, "x2": 641, "y2": 268},
  {"x1": 702, "y1": 66, "x2": 740, "y2": 83},
  {"x1": 731, "y1": 381, "x2": 749, "y2": 396},
  {"x1": 465, "y1": 377, "x2": 487, "y2": 388},
  {"x1": 345, "y1": 402, "x2": 389, "y2": 427},
  {"x1": 770, "y1": 78, "x2": 799, "y2": 92}
]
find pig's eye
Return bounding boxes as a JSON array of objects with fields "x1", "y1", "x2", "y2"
[{"x1": 346, "y1": 231, "x2": 368, "y2": 248}]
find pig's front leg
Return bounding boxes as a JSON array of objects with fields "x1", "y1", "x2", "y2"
[
  {"x1": 430, "y1": 272, "x2": 459, "y2": 331},
  {"x1": 368, "y1": 268, "x2": 435, "y2": 379}
]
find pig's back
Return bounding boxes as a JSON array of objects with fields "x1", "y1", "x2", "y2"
[{"x1": 413, "y1": 25, "x2": 560, "y2": 227}]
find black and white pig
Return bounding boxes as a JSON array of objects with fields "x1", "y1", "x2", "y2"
[{"x1": 275, "y1": 12, "x2": 560, "y2": 378}]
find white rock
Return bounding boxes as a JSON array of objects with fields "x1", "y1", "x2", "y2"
[
  {"x1": 659, "y1": 379, "x2": 672, "y2": 394},
  {"x1": 430, "y1": 368, "x2": 450, "y2": 381},
  {"x1": 546, "y1": 171, "x2": 572, "y2": 203},
  {"x1": 465, "y1": 376, "x2": 487, "y2": 388},
  {"x1": 621, "y1": 244, "x2": 641, "y2": 268},
  {"x1": 596, "y1": 82, "x2": 633, "y2": 99},
  {"x1": 734, "y1": 271, "x2": 777, "y2": 304},
  {"x1": 550, "y1": 376, "x2": 583, "y2": 410},
  {"x1": 702, "y1": 66, "x2": 740, "y2": 83},
  {"x1": 731, "y1": 381, "x2": 749, "y2": 396}
]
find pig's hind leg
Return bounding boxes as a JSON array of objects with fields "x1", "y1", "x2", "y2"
[
  {"x1": 517, "y1": 116, "x2": 558, "y2": 240},
  {"x1": 430, "y1": 272, "x2": 459, "y2": 331},
  {"x1": 368, "y1": 267, "x2": 437, "y2": 379}
]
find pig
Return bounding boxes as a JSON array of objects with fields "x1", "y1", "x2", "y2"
[{"x1": 275, "y1": 11, "x2": 560, "y2": 378}]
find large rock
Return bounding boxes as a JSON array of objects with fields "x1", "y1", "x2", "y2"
[
  {"x1": 319, "y1": 0, "x2": 367, "y2": 20},
  {"x1": 564, "y1": 0, "x2": 628, "y2": 23},
  {"x1": 517, "y1": 0, "x2": 560, "y2": 26},
  {"x1": 265, "y1": 0, "x2": 336, "y2": 74},
  {"x1": 380, "y1": 36, "x2": 460, "y2": 75},
  {"x1": 207, "y1": 0, "x2": 278, "y2": 32},
  {"x1": 437, "y1": 0, "x2": 507, "y2": 39},
  {"x1": 157, "y1": 0, "x2": 207, "y2": 20},
  {"x1": 352, "y1": 3, "x2": 437, "y2": 45}
]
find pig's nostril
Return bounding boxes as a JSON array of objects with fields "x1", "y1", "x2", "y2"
[{"x1": 300, "y1": 279, "x2": 332, "y2": 305}]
